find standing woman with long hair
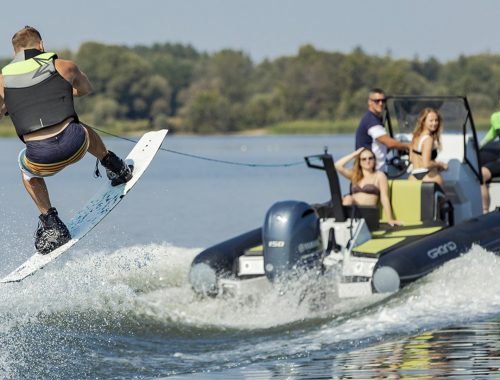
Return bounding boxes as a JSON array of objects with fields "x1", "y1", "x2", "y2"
[
  {"x1": 335, "y1": 147, "x2": 401, "y2": 226},
  {"x1": 409, "y1": 108, "x2": 448, "y2": 190}
]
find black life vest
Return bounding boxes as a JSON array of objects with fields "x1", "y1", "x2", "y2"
[{"x1": 2, "y1": 49, "x2": 78, "y2": 141}]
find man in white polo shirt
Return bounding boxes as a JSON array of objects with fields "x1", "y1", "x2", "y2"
[{"x1": 355, "y1": 88, "x2": 408, "y2": 172}]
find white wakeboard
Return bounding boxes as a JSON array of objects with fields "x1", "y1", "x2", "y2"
[{"x1": 0, "y1": 129, "x2": 168, "y2": 284}]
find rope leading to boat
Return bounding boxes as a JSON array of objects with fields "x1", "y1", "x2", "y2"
[{"x1": 92, "y1": 127, "x2": 305, "y2": 168}]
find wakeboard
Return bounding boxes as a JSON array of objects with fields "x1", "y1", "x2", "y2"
[{"x1": 0, "y1": 129, "x2": 168, "y2": 284}]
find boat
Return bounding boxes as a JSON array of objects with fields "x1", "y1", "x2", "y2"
[{"x1": 189, "y1": 96, "x2": 500, "y2": 299}]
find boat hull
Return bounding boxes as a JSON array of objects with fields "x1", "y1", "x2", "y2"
[{"x1": 373, "y1": 211, "x2": 500, "y2": 293}]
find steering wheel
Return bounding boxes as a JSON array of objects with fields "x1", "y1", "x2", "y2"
[{"x1": 386, "y1": 153, "x2": 410, "y2": 179}]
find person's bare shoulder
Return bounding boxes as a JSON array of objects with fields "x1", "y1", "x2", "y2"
[
  {"x1": 0, "y1": 74, "x2": 4, "y2": 99},
  {"x1": 421, "y1": 135, "x2": 434, "y2": 149},
  {"x1": 54, "y1": 58, "x2": 92, "y2": 96},
  {"x1": 376, "y1": 170, "x2": 389, "y2": 184},
  {"x1": 54, "y1": 58, "x2": 79, "y2": 84}
]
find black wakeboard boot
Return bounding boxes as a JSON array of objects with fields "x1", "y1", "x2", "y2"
[
  {"x1": 35, "y1": 207, "x2": 71, "y2": 254},
  {"x1": 100, "y1": 151, "x2": 133, "y2": 186}
]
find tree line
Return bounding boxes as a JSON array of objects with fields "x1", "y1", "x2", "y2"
[{"x1": 2, "y1": 43, "x2": 500, "y2": 133}]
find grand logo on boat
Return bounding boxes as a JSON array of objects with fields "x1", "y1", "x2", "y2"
[{"x1": 427, "y1": 241, "x2": 458, "y2": 259}]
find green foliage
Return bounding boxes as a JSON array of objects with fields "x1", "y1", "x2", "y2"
[
  {"x1": 0, "y1": 58, "x2": 10, "y2": 68},
  {"x1": 85, "y1": 95, "x2": 125, "y2": 125},
  {"x1": 268, "y1": 119, "x2": 359, "y2": 134},
  {"x1": 181, "y1": 90, "x2": 233, "y2": 134},
  {"x1": 4, "y1": 41, "x2": 500, "y2": 134},
  {"x1": 200, "y1": 49, "x2": 253, "y2": 103}
]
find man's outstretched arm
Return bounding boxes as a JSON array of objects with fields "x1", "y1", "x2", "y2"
[{"x1": 377, "y1": 134, "x2": 410, "y2": 151}]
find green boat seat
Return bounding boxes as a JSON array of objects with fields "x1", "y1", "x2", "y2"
[{"x1": 380, "y1": 180, "x2": 450, "y2": 225}]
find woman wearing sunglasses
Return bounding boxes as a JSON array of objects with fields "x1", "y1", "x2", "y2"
[{"x1": 335, "y1": 147, "x2": 401, "y2": 226}]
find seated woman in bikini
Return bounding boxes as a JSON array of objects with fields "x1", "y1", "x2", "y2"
[
  {"x1": 335, "y1": 147, "x2": 401, "y2": 226},
  {"x1": 409, "y1": 108, "x2": 448, "y2": 190}
]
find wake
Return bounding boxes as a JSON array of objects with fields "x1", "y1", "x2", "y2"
[
  {"x1": 1, "y1": 243, "x2": 499, "y2": 336},
  {"x1": 1, "y1": 242, "x2": 500, "y2": 374}
]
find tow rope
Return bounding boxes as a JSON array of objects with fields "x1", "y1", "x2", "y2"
[{"x1": 91, "y1": 126, "x2": 305, "y2": 168}]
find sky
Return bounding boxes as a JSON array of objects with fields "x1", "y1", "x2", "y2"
[{"x1": 1, "y1": 0, "x2": 499, "y2": 63}]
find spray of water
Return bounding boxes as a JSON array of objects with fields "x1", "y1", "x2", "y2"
[{"x1": 1, "y1": 243, "x2": 499, "y2": 375}]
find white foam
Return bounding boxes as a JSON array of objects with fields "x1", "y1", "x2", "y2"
[
  {"x1": 265, "y1": 245, "x2": 500, "y2": 356},
  {"x1": 1, "y1": 243, "x2": 499, "y2": 367},
  {"x1": 156, "y1": 245, "x2": 500, "y2": 363}
]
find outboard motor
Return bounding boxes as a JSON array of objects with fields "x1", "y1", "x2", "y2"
[{"x1": 262, "y1": 200, "x2": 322, "y2": 282}]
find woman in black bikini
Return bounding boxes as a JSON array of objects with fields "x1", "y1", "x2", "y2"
[
  {"x1": 409, "y1": 108, "x2": 448, "y2": 190},
  {"x1": 335, "y1": 147, "x2": 401, "y2": 226}
]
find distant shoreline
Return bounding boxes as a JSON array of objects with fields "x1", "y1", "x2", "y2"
[{"x1": 0, "y1": 117, "x2": 491, "y2": 138}]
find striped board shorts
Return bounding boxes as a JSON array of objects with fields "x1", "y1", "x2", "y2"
[{"x1": 19, "y1": 122, "x2": 89, "y2": 179}]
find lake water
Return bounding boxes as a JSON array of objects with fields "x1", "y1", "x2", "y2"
[{"x1": 0, "y1": 134, "x2": 499, "y2": 379}]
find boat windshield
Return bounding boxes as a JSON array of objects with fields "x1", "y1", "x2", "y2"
[
  {"x1": 385, "y1": 96, "x2": 476, "y2": 135},
  {"x1": 384, "y1": 95, "x2": 481, "y2": 181}
]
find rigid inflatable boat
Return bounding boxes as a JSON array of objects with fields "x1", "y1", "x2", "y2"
[{"x1": 189, "y1": 96, "x2": 500, "y2": 298}]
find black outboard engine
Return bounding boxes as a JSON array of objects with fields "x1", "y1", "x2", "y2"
[{"x1": 262, "y1": 200, "x2": 322, "y2": 282}]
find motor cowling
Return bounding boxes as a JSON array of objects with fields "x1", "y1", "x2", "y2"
[{"x1": 262, "y1": 200, "x2": 322, "y2": 282}]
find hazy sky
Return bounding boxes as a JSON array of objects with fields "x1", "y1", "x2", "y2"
[{"x1": 1, "y1": 0, "x2": 499, "y2": 62}]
